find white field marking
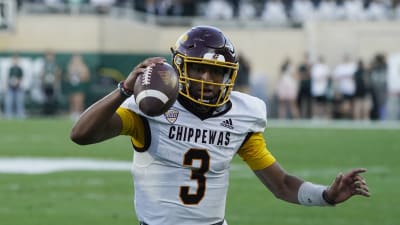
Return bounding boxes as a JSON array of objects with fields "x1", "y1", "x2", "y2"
[
  {"x1": 267, "y1": 119, "x2": 400, "y2": 130},
  {"x1": 0, "y1": 157, "x2": 131, "y2": 174},
  {"x1": 0, "y1": 134, "x2": 58, "y2": 143},
  {"x1": 135, "y1": 89, "x2": 169, "y2": 104},
  {"x1": 0, "y1": 157, "x2": 390, "y2": 177}
]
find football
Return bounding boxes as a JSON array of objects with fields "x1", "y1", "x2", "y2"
[{"x1": 134, "y1": 62, "x2": 179, "y2": 116}]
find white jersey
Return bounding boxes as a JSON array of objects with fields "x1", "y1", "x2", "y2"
[{"x1": 120, "y1": 91, "x2": 267, "y2": 225}]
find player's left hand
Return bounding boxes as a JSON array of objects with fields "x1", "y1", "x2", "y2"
[{"x1": 325, "y1": 168, "x2": 370, "y2": 205}]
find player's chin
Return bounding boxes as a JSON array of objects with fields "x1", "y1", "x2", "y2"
[
  {"x1": 192, "y1": 93, "x2": 216, "y2": 103},
  {"x1": 192, "y1": 88, "x2": 217, "y2": 99}
]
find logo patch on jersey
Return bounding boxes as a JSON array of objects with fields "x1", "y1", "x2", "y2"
[
  {"x1": 164, "y1": 108, "x2": 179, "y2": 124},
  {"x1": 220, "y1": 118, "x2": 234, "y2": 129}
]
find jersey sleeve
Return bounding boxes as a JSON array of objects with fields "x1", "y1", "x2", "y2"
[
  {"x1": 116, "y1": 107, "x2": 150, "y2": 151},
  {"x1": 237, "y1": 132, "x2": 276, "y2": 171},
  {"x1": 231, "y1": 92, "x2": 267, "y2": 133},
  {"x1": 249, "y1": 100, "x2": 267, "y2": 133}
]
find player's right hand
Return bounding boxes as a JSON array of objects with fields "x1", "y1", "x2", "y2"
[{"x1": 124, "y1": 57, "x2": 167, "y2": 91}]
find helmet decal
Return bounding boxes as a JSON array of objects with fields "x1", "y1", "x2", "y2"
[{"x1": 204, "y1": 53, "x2": 226, "y2": 62}]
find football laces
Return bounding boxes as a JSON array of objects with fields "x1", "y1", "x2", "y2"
[{"x1": 142, "y1": 66, "x2": 153, "y2": 86}]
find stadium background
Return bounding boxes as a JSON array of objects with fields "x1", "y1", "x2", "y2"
[
  {"x1": 2, "y1": 9, "x2": 400, "y2": 98},
  {"x1": 0, "y1": 1, "x2": 399, "y2": 225}
]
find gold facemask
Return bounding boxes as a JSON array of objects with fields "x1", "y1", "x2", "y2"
[{"x1": 173, "y1": 53, "x2": 239, "y2": 107}]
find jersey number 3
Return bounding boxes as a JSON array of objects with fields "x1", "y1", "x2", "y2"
[{"x1": 180, "y1": 148, "x2": 210, "y2": 205}]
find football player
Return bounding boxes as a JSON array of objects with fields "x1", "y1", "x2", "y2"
[{"x1": 71, "y1": 26, "x2": 370, "y2": 225}]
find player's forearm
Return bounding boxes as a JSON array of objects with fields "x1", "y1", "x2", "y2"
[
  {"x1": 273, "y1": 174, "x2": 304, "y2": 204},
  {"x1": 270, "y1": 173, "x2": 333, "y2": 206},
  {"x1": 254, "y1": 164, "x2": 303, "y2": 204},
  {"x1": 70, "y1": 89, "x2": 126, "y2": 145}
]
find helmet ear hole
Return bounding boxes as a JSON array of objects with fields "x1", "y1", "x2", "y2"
[{"x1": 175, "y1": 56, "x2": 183, "y2": 65}]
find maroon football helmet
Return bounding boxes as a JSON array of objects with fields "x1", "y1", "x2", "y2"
[{"x1": 171, "y1": 25, "x2": 239, "y2": 107}]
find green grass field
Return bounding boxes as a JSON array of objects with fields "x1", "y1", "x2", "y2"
[{"x1": 0, "y1": 119, "x2": 398, "y2": 225}]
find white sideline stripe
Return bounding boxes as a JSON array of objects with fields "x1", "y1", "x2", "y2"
[
  {"x1": 0, "y1": 157, "x2": 132, "y2": 174},
  {"x1": 136, "y1": 90, "x2": 169, "y2": 104},
  {"x1": 0, "y1": 157, "x2": 389, "y2": 176}
]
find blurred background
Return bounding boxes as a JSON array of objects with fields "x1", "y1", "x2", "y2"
[
  {"x1": 0, "y1": 0, "x2": 400, "y2": 121},
  {"x1": 1, "y1": 1, "x2": 399, "y2": 225}
]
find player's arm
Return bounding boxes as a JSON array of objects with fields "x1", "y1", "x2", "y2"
[
  {"x1": 238, "y1": 133, "x2": 370, "y2": 206},
  {"x1": 70, "y1": 57, "x2": 165, "y2": 145},
  {"x1": 254, "y1": 162, "x2": 305, "y2": 204},
  {"x1": 70, "y1": 89, "x2": 126, "y2": 145},
  {"x1": 237, "y1": 133, "x2": 302, "y2": 204},
  {"x1": 255, "y1": 162, "x2": 370, "y2": 206}
]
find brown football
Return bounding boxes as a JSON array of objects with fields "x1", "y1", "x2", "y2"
[{"x1": 134, "y1": 62, "x2": 179, "y2": 116}]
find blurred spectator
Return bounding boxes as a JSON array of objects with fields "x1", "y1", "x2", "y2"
[
  {"x1": 394, "y1": 1, "x2": 400, "y2": 20},
  {"x1": 315, "y1": 0, "x2": 339, "y2": 21},
  {"x1": 66, "y1": 54, "x2": 90, "y2": 121},
  {"x1": 156, "y1": 0, "x2": 174, "y2": 16},
  {"x1": 261, "y1": 0, "x2": 289, "y2": 26},
  {"x1": 341, "y1": 0, "x2": 366, "y2": 21},
  {"x1": 3, "y1": 54, "x2": 26, "y2": 119},
  {"x1": 296, "y1": 52, "x2": 312, "y2": 118},
  {"x1": 332, "y1": 54, "x2": 357, "y2": 119},
  {"x1": 365, "y1": 0, "x2": 388, "y2": 21},
  {"x1": 90, "y1": 0, "x2": 116, "y2": 14},
  {"x1": 276, "y1": 57, "x2": 300, "y2": 119},
  {"x1": 144, "y1": 0, "x2": 158, "y2": 14},
  {"x1": 291, "y1": 0, "x2": 315, "y2": 25},
  {"x1": 152, "y1": 0, "x2": 197, "y2": 17},
  {"x1": 44, "y1": 0, "x2": 66, "y2": 12},
  {"x1": 238, "y1": 0, "x2": 257, "y2": 19},
  {"x1": 249, "y1": 72, "x2": 269, "y2": 113},
  {"x1": 229, "y1": 0, "x2": 240, "y2": 17},
  {"x1": 369, "y1": 53, "x2": 388, "y2": 120},
  {"x1": 40, "y1": 51, "x2": 61, "y2": 115},
  {"x1": 16, "y1": 0, "x2": 23, "y2": 11},
  {"x1": 387, "y1": 53, "x2": 400, "y2": 120},
  {"x1": 114, "y1": 0, "x2": 129, "y2": 7},
  {"x1": 68, "y1": 0, "x2": 85, "y2": 14},
  {"x1": 0, "y1": 2, "x2": 6, "y2": 29},
  {"x1": 234, "y1": 54, "x2": 251, "y2": 93},
  {"x1": 204, "y1": 0, "x2": 234, "y2": 19},
  {"x1": 353, "y1": 59, "x2": 370, "y2": 120},
  {"x1": 178, "y1": 0, "x2": 197, "y2": 16},
  {"x1": 310, "y1": 55, "x2": 330, "y2": 119}
]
